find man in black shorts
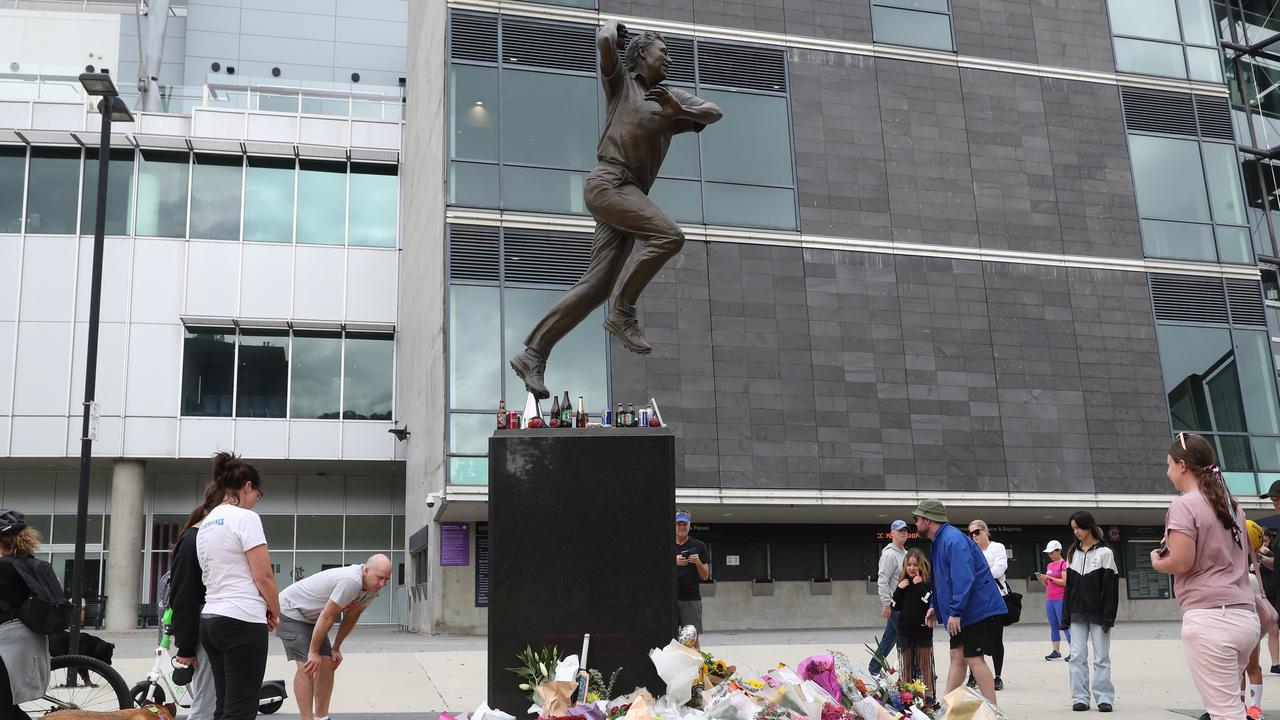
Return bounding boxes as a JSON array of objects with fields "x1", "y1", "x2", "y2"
[
  {"x1": 674, "y1": 510, "x2": 710, "y2": 642},
  {"x1": 912, "y1": 499, "x2": 1006, "y2": 702}
]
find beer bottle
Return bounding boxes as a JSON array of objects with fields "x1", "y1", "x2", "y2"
[
  {"x1": 576, "y1": 395, "x2": 587, "y2": 428},
  {"x1": 627, "y1": 402, "x2": 637, "y2": 427},
  {"x1": 616, "y1": 402, "x2": 624, "y2": 428},
  {"x1": 497, "y1": 400, "x2": 508, "y2": 430},
  {"x1": 549, "y1": 395, "x2": 561, "y2": 428},
  {"x1": 560, "y1": 390, "x2": 572, "y2": 428}
]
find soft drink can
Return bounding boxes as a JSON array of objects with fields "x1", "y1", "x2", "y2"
[
  {"x1": 602, "y1": 409, "x2": 612, "y2": 426},
  {"x1": 639, "y1": 408, "x2": 650, "y2": 426},
  {"x1": 508, "y1": 411, "x2": 521, "y2": 429}
]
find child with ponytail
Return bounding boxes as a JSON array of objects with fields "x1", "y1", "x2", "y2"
[{"x1": 1152, "y1": 431, "x2": 1258, "y2": 720}]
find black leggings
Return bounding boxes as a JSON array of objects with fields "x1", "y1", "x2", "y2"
[
  {"x1": 201, "y1": 615, "x2": 268, "y2": 720},
  {"x1": 0, "y1": 658, "x2": 30, "y2": 720},
  {"x1": 991, "y1": 621, "x2": 1005, "y2": 676}
]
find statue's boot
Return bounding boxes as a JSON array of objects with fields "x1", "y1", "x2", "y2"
[
  {"x1": 604, "y1": 303, "x2": 652, "y2": 355},
  {"x1": 509, "y1": 348, "x2": 550, "y2": 399}
]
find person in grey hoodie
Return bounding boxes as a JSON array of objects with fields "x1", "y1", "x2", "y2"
[{"x1": 869, "y1": 519, "x2": 910, "y2": 674}]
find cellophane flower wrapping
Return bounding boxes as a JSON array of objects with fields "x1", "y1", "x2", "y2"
[{"x1": 797, "y1": 655, "x2": 841, "y2": 704}]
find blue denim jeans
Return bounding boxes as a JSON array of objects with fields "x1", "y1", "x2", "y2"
[
  {"x1": 1068, "y1": 621, "x2": 1114, "y2": 706},
  {"x1": 868, "y1": 611, "x2": 899, "y2": 674}
]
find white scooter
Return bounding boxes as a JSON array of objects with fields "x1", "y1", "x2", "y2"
[{"x1": 132, "y1": 608, "x2": 287, "y2": 716}]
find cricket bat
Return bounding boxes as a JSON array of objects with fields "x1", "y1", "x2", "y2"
[{"x1": 574, "y1": 633, "x2": 591, "y2": 703}]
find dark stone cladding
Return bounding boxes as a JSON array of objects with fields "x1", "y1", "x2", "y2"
[
  {"x1": 599, "y1": 0, "x2": 1115, "y2": 73},
  {"x1": 789, "y1": 51, "x2": 1143, "y2": 259},
  {"x1": 610, "y1": 244, "x2": 1170, "y2": 494}
]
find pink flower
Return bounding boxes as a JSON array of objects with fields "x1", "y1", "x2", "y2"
[{"x1": 899, "y1": 691, "x2": 913, "y2": 705}]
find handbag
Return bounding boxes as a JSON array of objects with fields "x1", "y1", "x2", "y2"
[
  {"x1": 998, "y1": 578, "x2": 1022, "y2": 626},
  {"x1": 1253, "y1": 548, "x2": 1278, "y2": 636}
]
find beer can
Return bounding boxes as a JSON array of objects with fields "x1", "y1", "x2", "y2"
[
  {"x1": 602, "y1": 409, "x2": 612, "y2": 426},
  {"x1": 508, "y1": 411, "x2": 521, "y2": 429},
  {"x1": 639, "y1": 408, "x2": 651, "y2": 426}
]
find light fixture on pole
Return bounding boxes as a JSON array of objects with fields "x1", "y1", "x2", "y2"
[{"x1": 70, "y1": 70, "x2": 131, "y2": 659}]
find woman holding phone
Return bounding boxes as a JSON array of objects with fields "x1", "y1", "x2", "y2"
[
  {"x1": 1036, "y1": 540, "x2": 1071, "y2": 661},
  {"x1": 1151, "y1": 432, "x2": 1257, "y2": 720}
]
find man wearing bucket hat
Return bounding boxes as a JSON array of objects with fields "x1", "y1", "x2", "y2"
[{"x1": 911, "y1": 499, "x2": 1006, "y2": 702}]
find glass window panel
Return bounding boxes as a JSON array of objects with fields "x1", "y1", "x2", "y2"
[
  {"x1": 291, "y1": 551, "x2": 345, "y2": 586},
  {"x1": 0, "y1": 146, "x2": 23, "y2": 233},
  {"x1": 257, "y1": 92, "x2": 299, "y2": 113},
  {"x1": 296, "y1": 160, "x2": 346, "y2": 245},
  {"x1": 136, "y1": 150, "x2": 189, "y2": 238},
  {"x1": 291, "y1": 333, "x2": 342, "y2": 419},
  {"x1": 450, "y1": 413, "x2": 493, "y2": 454},
  {"x1": 345, "y1": 515, "x2": 392, "y2": 550},
  {"x1": 450, "y1": 65, "x2": 499, "y2": 162},
  {"x1": 181, "y1": 328, "x2": 235, "y2": 416},
  {"x1": 1223, "y1": 471, "x2": 1258, "y2": 496},
  {"x1": 295, "y1": 517, "x2": 344, "y2": 550},
  {"x1": 190, "y1": 154, "x2": 243, "y2": 241},
  {"x1": 1140, "y1": 220, "x2": 1216, "y2": 261},
  {"x1": 1255, "y1": 437, "x2": 1280, "y2": 472},
  {"x1": 1108, "y1": 0, "x2": 1181, "y2": 41},
  {"x1": 25, "y1": 147, "x2": 81, "y2": 234},
  {"x1": 261, "y1": 515, "x2": 294, "y2": 549},
  {"x1": 1186, "y1": 46, "x2": 1224, "y2": 83},
  {"x1": 660, "y1": 102, "x2": 701, "y2": 179},
  {"x1": 769, "y1": 543, "x2": 825, "y2": 581},
  {"x1": 393, "y1": 515, "x2": 404, "y2": 550},
  {"x1": 1178, "y1": 0, "x2": 1217, "y2": 45},
  {"x1": 341, "y1": 554, "x2": 392, "y2": 622},
  {"x1": 502, "y1": 287, "x2": 608, "y2": 410},
  {"x1": 700, "y1": 91, "x2": 793, "y2": 187},
  {"x1": 1216, "y1": 226, "x2": 1253, "y2": 264},
  {"x1": 80, "y1": 149, "x2": 134, "y2": 236},
  {"x1": 531, "y1": 0, "x2": 597, "y2": 7},
  {"x1": 52, "y1": 514, "x2": 103, "y2": 545},
  {"x1": 1235, "y1": 330, "x2": 1280, "y2": 434},
  {"x1": 301, "y1": 96, "x2": 350, "y2": 117},
  {"x1": 1156, "y1": 325, "x2": 1246, "y2": 432},
  {"x1": 649, "y1": 178, "x2": 703, "y2": 224},
  {"x1": 449, "y1": 456, "x2": 489, "y2": 486},
  {"x1": 500, "y1": 69, "x2": 597, "y2": 170},
  {"x1": 870, "y1": 6, "x2": 955, "y2": 52},
  {"x1": 1129, "y1": 135, "x2": 1210, "y2": 222},
  {"x1": 449, "y1": 161, "x2": 500, "y2": 208},
  {"x1": 449, "y1": 284, "x2": 501, "y2": 410},
  {"x1": 236, "y1": 331, "x2": 289, "y2": 418},
  {"x1": 1216, "y1": 435, "x2": 1255, "y2": 471},
  {"x1": 703, "y1": 182, "x2": 797, "y2": 230},
  {"x1": 874, "y1": 0, "x2": 950, "y2": 11},
  {"x1": 348, "y1": 163, "x2": 397, "y2": 247},
  {"x1": 243, "y1": 156, "x2": 295, "y2": 243},
  {"x1": 1202, "y1": 143, "x2": 1247, "y2": 225},
  {"x1": 1114, "y1": 37, "x2": 1187, "y2": 79},
  {"x1": 343, "y1": 334, "x2": 394, "y2": 420},
  {"x1": 501, "y1": 165, "x2": 587, "y2": 214}
]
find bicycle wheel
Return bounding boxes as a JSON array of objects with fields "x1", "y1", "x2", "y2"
[{"x1": 19, "y1": 654, "x2": 133, "y2": 715}]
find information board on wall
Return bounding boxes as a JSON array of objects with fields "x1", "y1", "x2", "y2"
[
  {"x1": 1126, "y1": 540, "x2": 1171, "y2": 600},
  {"x1": 440, "y1": 522, "x2": 470, "y2": 567},
  {"x1": 475, "y1": 522, "x2": 490, "y2": 608}
]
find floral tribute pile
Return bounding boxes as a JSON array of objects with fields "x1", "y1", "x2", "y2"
[{"x1": 447, "y1": 629, "x2": 1007, "y2": 720}]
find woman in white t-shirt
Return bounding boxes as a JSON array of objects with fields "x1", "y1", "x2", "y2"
[
  {"x1": 968, "y1": 519, "x2": 1009, "y2": 691},
  {"x1": 195, "y1": 452, "x2": 280, "y2": 720}
]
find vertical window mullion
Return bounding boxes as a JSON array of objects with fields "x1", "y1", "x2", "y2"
[{"x1": 231, "y1": 329, "x2": 241, "y2": 417}]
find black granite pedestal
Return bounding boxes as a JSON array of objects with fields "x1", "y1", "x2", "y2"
[{"x1": 487, "y1": 428, "x2": 676, "y2": 715}]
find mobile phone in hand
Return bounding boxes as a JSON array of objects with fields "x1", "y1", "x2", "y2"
[{"x1": 1155, "y1": 543, "x2": 1169, "y2": 557}]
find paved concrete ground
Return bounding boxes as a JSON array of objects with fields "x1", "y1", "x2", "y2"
[{"x1": 87, "y1": 622, "x2": 1270, "y2": 719}]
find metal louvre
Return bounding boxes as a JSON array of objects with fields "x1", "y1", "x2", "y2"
[
  {"x1": 659, "y1": 34, "x2": 696, "y2": 85},
  {"x1": 502, "y1": 228, "x2": 593, "y2": 286},
  {"x1": 1121, "y1": 87, "x2": 1197, "y2": 137},
  {"x1": 1226, "y1": 279, "x2": 1267, "y2": 326},
  {"x1": 696, "y1": 41, "x2": 787, "y2": 92},
  {"x1": 1149, "y1": 273, "x2": 1229, "y2": 324},
  {"x1": 450, "y1": 11, "x2": 498, "y2": 63},
  {"x1": 1194, "y1": 95, "x2": 1235, "y2": 141},
  {"x1": 449, "y1": 225, "x2": 500, "y2": 282},
  {"x1": 502, "y1": 17, "x2": 596, "y2": 73}
]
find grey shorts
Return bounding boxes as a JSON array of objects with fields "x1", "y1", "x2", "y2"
[
  {"x1": 275, "y1": 615, "x2": 331, "y2": 662},
  {"x1": 677, "y1": 600, "x2": 703, "y2": 634}
]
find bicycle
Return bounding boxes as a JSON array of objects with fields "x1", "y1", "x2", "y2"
[
  {"x1": 19, "y1": 653, "x2": 133, "y2": 715},
  {"x1": 132, "y1": 608, "x2": 288, "y2": 716}
]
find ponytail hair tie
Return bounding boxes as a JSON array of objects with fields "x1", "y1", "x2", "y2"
[{"x1": 1204, "y1": 464, "x2": 1221, "y2": 474}]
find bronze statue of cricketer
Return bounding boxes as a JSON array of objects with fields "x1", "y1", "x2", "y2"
[{"x1": 509, "y1": 21, "x2": 723, "y2": 399}]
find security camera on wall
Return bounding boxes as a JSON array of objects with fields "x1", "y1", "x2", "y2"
[{"x1": 426, "y1": 492, "x2": 442, "y2": 508}]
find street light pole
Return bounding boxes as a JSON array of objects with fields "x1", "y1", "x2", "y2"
[{"x1": 71, "y1": 73, "x2": 132, "y2": 656}]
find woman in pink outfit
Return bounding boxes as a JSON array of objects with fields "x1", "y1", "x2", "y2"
[
  {"x1": 1036, "y1": 540, "x2": 1071, "y2": 660},
  {"x1": 1151, "y1": 432, "x2": 1258, "y2": 720}
]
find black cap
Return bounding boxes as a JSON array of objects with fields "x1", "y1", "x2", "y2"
[
  {"x1": 1261, "y1": 480, "x2": 1280, "y2": 499},
  {"x1": 0, "y1": 509, "x2": 26, "y2": 536}
]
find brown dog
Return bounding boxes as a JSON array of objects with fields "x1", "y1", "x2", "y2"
[{"x1": 45, "y1": 704, "x2": 174, "y2": 720}]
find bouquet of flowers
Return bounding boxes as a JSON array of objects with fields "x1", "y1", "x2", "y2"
[
  {"x1": 858, "y1": 643, "x2": 936, "y2": 719},
  {"x1": 507, "y1": 646, "x2": 563, "y2": 705},
  {"x1": 701, "y1": 651, "x2": 737, "y2": 686}
]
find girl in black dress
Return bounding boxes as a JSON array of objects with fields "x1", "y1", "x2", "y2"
[{"x1": 893, "y1": 548, "x2": 935, "y2": 694}]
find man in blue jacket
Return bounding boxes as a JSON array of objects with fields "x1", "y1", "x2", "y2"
[{"x1": 913, "y1": 499, "x2": 1006, "y2": 703}]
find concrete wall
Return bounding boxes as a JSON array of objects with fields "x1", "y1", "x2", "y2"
[
  {"x1": 400, "y1": 0, "x2": 450, "y2": 633},
  {"x1": 0, "y1": 10, "x2": 121, "y2": 75},
  {"x1": 183, "y1": 0, "x2": 407, "y2": 87}
]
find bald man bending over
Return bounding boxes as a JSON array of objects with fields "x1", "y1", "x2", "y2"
[{"x1": 276, "y1": 554, "x2": 393, "y2": 720}]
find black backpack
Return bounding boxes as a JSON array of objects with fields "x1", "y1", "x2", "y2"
[{"x1": 0, "y1": 555, "x2": 74, "y2": 634}]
